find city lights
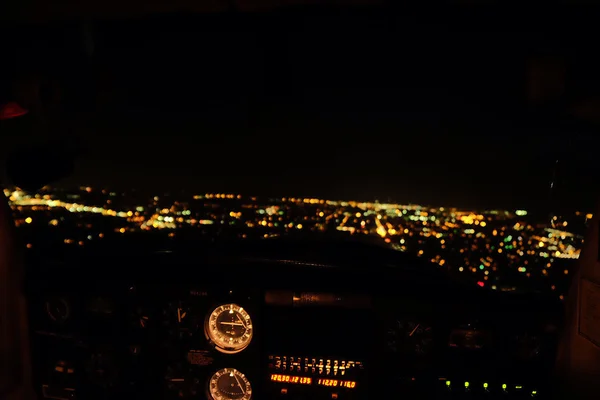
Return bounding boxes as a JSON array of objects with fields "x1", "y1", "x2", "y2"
[{"x1": 6, "y1": 186, "x2": 584, "y2": 299}]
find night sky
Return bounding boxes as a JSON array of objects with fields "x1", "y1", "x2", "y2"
[{"x1": 2, "y1": 7, "x2": 600, "y2": 210}]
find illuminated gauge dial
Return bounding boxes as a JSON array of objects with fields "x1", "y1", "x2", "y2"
[
  {"x1": 205, "y1": 304, "x2": 253, "y2": 354},
  {"x1": 208, "y1": 368, "x2": 252, "y2": 400},
  {"x1": 45, "y1": 298, "x2": 70, "y2": 322}
]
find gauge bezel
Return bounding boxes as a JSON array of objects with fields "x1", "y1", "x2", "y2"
[
  {"x1": 204, "y1": 303, "x2": 253, "y2": 354},
  {"x1": 45, "y1": 298, "x2": 70, "y2": 322},
  {"x1": 207, "y1": 368, "x2": 252, "y2": 400}
]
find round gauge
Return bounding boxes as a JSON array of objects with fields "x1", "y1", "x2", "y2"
[
  {"x1": 45, "y1": 298, "x2": 70, "y2": 322},
  {"x1": 387, "y1": 320, "x2": 433, "y2": 355},
  {"x1": 208, "y1": 368, "x2": 252, "y2": 400},
  {"x1": 205, "y1": 304, "x2": 253, "y2": 354}
]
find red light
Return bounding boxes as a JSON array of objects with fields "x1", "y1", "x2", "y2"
[
  {"x1": 0, "y1": 102, "x2": 28, "y2": 120},
  {"x1": 477, "y1": 281, "x2": 485, "y2": 287}
]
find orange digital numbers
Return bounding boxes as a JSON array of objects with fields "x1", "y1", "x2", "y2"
[
  {"x1": 321, "y1": 379, "x2": 338, "y2": 387},
  {"x1": 270, "y1": 374, "x2": 312, "y2": 385},
  {"x1": 270, "y1": 375, "x2": 355, "y2": 389},
  {"x1": 317, "y1": 379, "x2": 357, "y2": 389}
]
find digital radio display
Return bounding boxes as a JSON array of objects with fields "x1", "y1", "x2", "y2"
[
  {"x1": 270, "y1": 375, "x2": 312, "y2": 385},
  {"x1": 268, "y1": 355, "x2": 364, "y2": 375},
  {"x1": 317, "y1": 379, "x2": 357, "y2": 388},
  {"x1": 270, "y1": 374, "x2": 357, "y2": 389}
]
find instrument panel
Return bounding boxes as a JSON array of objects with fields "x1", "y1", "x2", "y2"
[
  {"x1": 29, "y1": 284, "x2": 262, "y2": 400},
  {"x1": 26, "y1": 268, "x2": 559, "y2": 400}
]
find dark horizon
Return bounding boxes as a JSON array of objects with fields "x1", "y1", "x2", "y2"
[{"x1": 2, "y1": 8, "x2": 600, "y2": 211}]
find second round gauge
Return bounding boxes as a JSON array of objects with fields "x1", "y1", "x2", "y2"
[
  {"x1": 208, "y1": 368, "x2": 252, "y2": 400},
  {"x1": 205, "y1": 304, "x2": 253, "y2": 354}
]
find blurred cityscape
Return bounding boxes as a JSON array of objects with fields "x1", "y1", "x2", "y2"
[{"x1": 7, "y1": 186, "x2": 588, "y2": 299}]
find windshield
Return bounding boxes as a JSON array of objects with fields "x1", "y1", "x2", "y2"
[{"x1": 1, "y1": 8, "x2": 597, "y2": 301}]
